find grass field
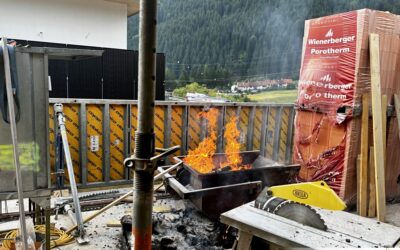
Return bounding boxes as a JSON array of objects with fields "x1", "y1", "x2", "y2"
[{"x1": 248, "y1": 89, "x2": 298, "y2": 103}]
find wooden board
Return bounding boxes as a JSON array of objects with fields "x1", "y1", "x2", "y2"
[
  {"x1": 106, "y1": 220, "x2": 121, "y2": 227},
  {"x1": 369, "y1": 33, "x2": 386, "y2": 222},
  {"x1": 382, "y1": 95, "x2": 387, "y2": 169},
  {"x1": 394, "y1": 94, "x2": 400, "y2": 142},
  {"x1": 359, "y1": 94, "x2": 369, "y2": 216},
  {"x1": 237, "y1": 231, "x2": 253, "y2": 250},
  {"x1": 368, "y1": 146, "x2": 377, "y2": 218},
  {"x1": 220, "y1": 202, "x2": 400, "y2": 248},
  {"x1": 356, "y1": 154, "x2": 361, "y2": 214}
]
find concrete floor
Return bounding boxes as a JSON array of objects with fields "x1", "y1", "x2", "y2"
[
  {"x1": 386, "y1": 203, "x2": 400, "y2": 227},
  {"x1": 54, "y1": 203, "x2": 129, "y2": 249},
  {"x1": 2, "y1": 192, "x2": 400, "y2": 249}
]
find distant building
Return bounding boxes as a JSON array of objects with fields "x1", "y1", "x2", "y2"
[
  {"x1": 233, "y1": 79, "x2": 294, "y2": 92},
  {"x1": 0, "y1": 0, "x2": 139, "y2": 49},
  {"x1": 185, "y1": 93, "x2": 229, "y2": 103}
]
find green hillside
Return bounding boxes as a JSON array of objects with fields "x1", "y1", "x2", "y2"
[
  {"x1": 249, "y1": 90, "x2": 298, "y2": 103},
  {"x1": 128, "y1": 0, "x2": 400, "y2": 90}
]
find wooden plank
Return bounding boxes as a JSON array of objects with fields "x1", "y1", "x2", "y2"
[
  {"x1": 394, "y1": 94, "x2": 400, "y2": 142},
  {"x1": 368, "y1": 146, "x2": 376, "y2": 218},
  {"x1": 359, "y1": 94, "x2": 369, "y2": 217},
  {"x1": 356, "y1": 154, "x2": 361, "y2": 214},
  {"x1": 382, "y1": 95, "x2": 387, "y2": 169},
  {"x1": 106, "y1": 220, "x2": 121, "y2": 227},
  {"x1": 236, "y1": 231, "x2": 253, "y2": 250},
  {"x1": 369, "y1": 33, "x2": 386, "y2": 222},
  {"x1": 269, "y1": 243, "x2": 282, "y2": 250},
  {"x1": 220, "y1": 203, "x2": 380, "y2": 248}
]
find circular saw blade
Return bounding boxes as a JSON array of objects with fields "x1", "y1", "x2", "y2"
[{"x1": 273, "y1": 201, "x2": 327, "y2": 231}]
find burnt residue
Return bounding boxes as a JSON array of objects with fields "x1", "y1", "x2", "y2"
[{"x1": 120, "y1": 199, "x2": 232, "y2": 250}]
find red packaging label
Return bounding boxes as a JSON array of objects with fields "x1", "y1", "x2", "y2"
[{"x1": 297, "y1": 11, "x2": 357, "y2": 113}]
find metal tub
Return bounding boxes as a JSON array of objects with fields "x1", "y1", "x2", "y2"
[{"x1": 166, "y1": 151, "x2": 299, "y2": 219}]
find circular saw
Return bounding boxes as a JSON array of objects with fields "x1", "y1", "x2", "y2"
[{"x1": 255, "y1": 181, "x2": 346, "y2": 231}]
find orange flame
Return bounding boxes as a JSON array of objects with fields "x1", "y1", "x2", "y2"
[
  {"x1": 184, "y1": 108, "x2": 219, "y2": 173},
  {"x1": 184, "y1": 109, "x2": 250, "y2": 173},
  {"x1": 220, "y1": 116, "x2": 250, "y2": 171}
]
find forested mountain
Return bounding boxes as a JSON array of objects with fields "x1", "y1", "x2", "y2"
[{"x1": 128, "y1": 0, "x2": 400, "y2": 90}]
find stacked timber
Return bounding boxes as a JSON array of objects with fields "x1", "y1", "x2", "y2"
[{"x1": 294, "y1": 9, "x2": 400, "y2": 203}]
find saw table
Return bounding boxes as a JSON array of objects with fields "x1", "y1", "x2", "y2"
[{"x1": 220, "y1": 202, "x2": 400, "y2": 249}]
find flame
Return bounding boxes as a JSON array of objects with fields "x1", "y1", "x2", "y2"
[
  {"x1": 220, "y1": 116, "x2": 250, "y2": 171},
  {"x1": 184, "y1": 109, "x2": 250, "y2": 173},
  {"x1": 184, "y1": 108, "x2": 219, "y2": 173}
]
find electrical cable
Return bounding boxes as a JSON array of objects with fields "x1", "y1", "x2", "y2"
[{"x1": 1, "y1": 225, "x2": 74, "y2": 249}]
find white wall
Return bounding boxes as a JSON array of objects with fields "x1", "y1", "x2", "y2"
[{"x1": 0, "y1": 0, "x2": 127, "y2": 49}]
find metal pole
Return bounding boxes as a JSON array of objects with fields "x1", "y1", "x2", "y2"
[
  {"x1": 1, "y1": 37, "x2": 28, "y2": 250},
  {"x1": 132, "y1": 0, "x2": 158, "y2": 249},
  {"x1": 55, "y1": 104, "x2": 87, "y2": 243}
]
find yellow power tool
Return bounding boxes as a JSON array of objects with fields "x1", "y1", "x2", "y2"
[{"x1": 255, "y1": 181, "x2": 346, "y2": 231}]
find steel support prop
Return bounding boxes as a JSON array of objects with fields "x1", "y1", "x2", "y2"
[
  {"x1": 132, "y1": 0, "x2": 158, "y2": 249},
  {"x1": 55, "y1": 103, "x2": 88, "y2": 244}
]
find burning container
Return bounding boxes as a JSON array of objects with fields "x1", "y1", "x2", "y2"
[{"x1": 165, "y1": 151, "x2": 299, "y2": 219}]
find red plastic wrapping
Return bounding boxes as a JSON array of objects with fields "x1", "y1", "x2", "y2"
[
  {"x1": 298, "y1": 11, "x2": 358, "y2": 114},
  {"x1": 294, "y1": 9, "x2": 400, "y2": 203},
  {"x1": 294, "y1": 111, "x2": 347, "y2": 194}
]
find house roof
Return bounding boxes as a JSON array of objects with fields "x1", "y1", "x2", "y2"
[{"x1": 105, "y1": 0, "x2": 140, "y2": 16}]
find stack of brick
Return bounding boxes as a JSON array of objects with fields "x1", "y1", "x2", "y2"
[{"x1": 294, "y1": 9, "x2": 400, "y2": 203}]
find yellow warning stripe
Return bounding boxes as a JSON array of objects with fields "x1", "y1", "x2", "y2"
[
  {"x1": 63, "y1": 104, "x2": 81, "y2": 183},
  {"x1": 188, "y1": 107, "x2": 202, "y2": 150},
  {"x1": 265, "y1": 107, "x2": 277, "y2": 158},
  {"x1": 223, "y1": 107, "x2": 238, "y2": 152},
  {"x1": 171, "y1": 106, "x2": 183, "y2": 155},
  {"x1": 279, "y1": 108, "x2": 290, "y2": 162},
  {"x1": 48, "y1": 106, "x2": 56, "y2": 184},
  {"x1": 154, "y1": 106, "x2": 165, "y2": 148},
  {"x1": 110, "y1": 105, "x2": 125, "y2": 180},
  {"x1": 87, "y1": 105, "x2": 103, "y2": 182},
  {"x1": 252, "y1": 108, "x2": 263, "y2": 150},
  {"x1": 239, "y1": 107, "x2": 250, "y2": 151},
  {"x1": 131, "y1": 105, "x2": 138, "y2": 153},
  {"x1": 225, "y1": 107, "x2": 237, "y2": 122}
]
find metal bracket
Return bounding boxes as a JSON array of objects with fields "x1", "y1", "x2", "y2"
[{"x1": 124, "y1": 145, "x2": 180, "y2": 172}]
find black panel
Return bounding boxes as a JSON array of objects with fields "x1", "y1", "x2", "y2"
[
  {"x1": 103, "y1": 49, "x2": 136, "y2": 99},
  {"x1": 68, "y1": 57, "x2": 103, "y2": 99},
  {"x1": 13, "y1": 39, "x2": 165, "y2": 100},
  {"x1": 127, "y1": 50, "x2": 138, "y2": 99},
  {"x1": 156, "y1": 53, "x2": 165, "y2": 100},
  {"x1": 48, "y1": 60, "x2": 67, "y2": 98}
]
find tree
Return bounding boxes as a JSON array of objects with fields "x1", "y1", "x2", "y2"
[{"x1": 128, "y1": 0, "x2": 400, "y2": 89}]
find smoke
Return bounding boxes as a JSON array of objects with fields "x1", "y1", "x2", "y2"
[
  {"x1": 127, "y1": 0, "x2": 400, "y2": 88},
  {"x1": 245, "y1": 0, "x2": 315, "y2": 79}
]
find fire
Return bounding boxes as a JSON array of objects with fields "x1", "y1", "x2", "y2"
[
  {"x1": 184, "y1": 109, "x2": 250, "y2": 173},
  {"x1": 184, "y1": 108, "x2": 219, "y2": 173},
  {"x1": 221, "y1": 116, "x2": 250, "y2": 171}
]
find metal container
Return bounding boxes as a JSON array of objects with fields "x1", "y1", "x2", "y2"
[{"x1": 172, "y1": 151, "x2": 299, "y2": 219}]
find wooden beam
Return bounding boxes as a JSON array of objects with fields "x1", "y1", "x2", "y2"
[
  {"x1": 368, "y1": 146, "x2": 376, "y2": 218},
  {"x1": 359, "y1": 94, "x2": 369, "y2": 216},
  {"x1": 394, "y1": 94, "x2": 400, "y2": 142},
  {"x1": 369, "y1": 33, "x2": 386, "y2": 221},
  {"x1": 236, "y1": 231, "x2": 253, "y2": 250},
  {"x1": 382, "y1": 94, "x2": 387, "y2": 171},
  {"x1": 357, "y1": 154, "x2": 361, "y2": 214}
]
